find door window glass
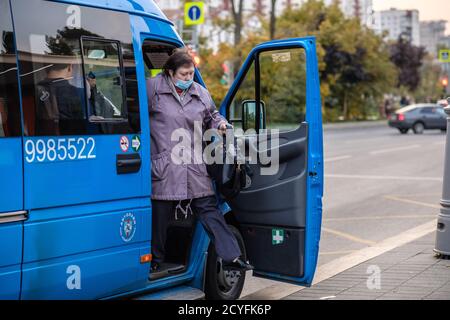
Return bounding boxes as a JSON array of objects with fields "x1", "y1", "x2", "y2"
[
  {"x1": 420, "y1": 107, "x2": 434, "y2": 114},
  {"x1": 259, "y1": 48, "x2": 306, "y2": 131},
  {"x1": 82, "y1": 38, "x2": 126, "y2": 121},
  {"x1": 226, "y1": 47, "x2": 306, "y2": 132},
  {"x1": 0, "y1": 0, "x2": 21, "y2": 137},
  {"x1": 228, "y1": 63, "x2": 255, "y2": 131},
  {"x1": 437, "y1": 107, "x2": 446, "y2": 116}
]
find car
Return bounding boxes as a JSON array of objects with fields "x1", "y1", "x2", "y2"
[{"x1": 388, "y1": 104, "x2": 447, "y2": 134}]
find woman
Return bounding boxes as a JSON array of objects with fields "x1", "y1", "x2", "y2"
[{"x1": 147, "y1": 48, "x2": 254, "y2": 275}]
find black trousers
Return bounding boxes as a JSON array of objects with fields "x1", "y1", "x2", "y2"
[{"x1": 151, "y1": 196, "x2": 242, "y2": 264}]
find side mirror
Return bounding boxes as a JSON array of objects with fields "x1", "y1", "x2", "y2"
[{"x1": 242, "y1": 100, "x2": 266, "y2": 131}]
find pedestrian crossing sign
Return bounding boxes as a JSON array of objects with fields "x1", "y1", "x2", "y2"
[
  {"x1": 272, "y1": 229, "x2": 284, "y2": 245},
  {"x1": 439, "y1": 50, "x2": 450, "y2": 63},
  {"x1": 185, "y1": 2, "x2": 205, "y2": 26}
]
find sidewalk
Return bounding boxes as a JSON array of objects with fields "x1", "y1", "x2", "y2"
[{"x1": 283, "y1": 232, "x2": 450, "y2": 300}]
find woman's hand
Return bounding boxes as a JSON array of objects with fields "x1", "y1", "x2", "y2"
[{"x1": 218, "y1": 122, "x2": 233, "y2": 136}]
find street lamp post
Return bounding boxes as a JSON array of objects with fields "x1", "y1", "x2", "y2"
[{"x1": 435, "y1": 101, "x2": 450, "y2": 259}]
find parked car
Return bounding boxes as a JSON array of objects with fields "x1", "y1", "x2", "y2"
[{"x1": 388, "y1": 104, "x2": 447, "y2": 134}]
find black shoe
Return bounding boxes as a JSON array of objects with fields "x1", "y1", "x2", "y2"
[
  {"x1": 224, "y1": 258, "x2": 254, "y2": 271},
  {"x1": 151, "y1": 262, "x2": 160, "y2": 273}
]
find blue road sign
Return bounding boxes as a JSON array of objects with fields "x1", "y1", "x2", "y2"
[{"x1": 185, "y1": 2, "x2": 204, "y2": 26}]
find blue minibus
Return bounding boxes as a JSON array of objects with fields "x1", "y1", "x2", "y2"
[{"x1": 0, "y1": 0, "x2": 323, "y2": 300}]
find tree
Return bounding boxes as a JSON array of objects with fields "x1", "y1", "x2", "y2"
[
  {"x1": 390, "y1": 36, "x2": 426, "y2": 92},
  {"x1": 269, "y1": 0, "x2": 277, "y2": 40},
  {"x1": 414, "y1": 55, "x2": 445, "y2": 103},
  {"x1": 1, "y1": 31, "x2": 15, "y2": 54},
  {"x1": 201, "y1": 0, "x2": 398, "y2": 121},
  {"x1": 275, "y1": 0, "x2": 396, "y2": 120},
  {"x1": 229, "y1": 0, "x2": 244, "y2": 47},
  {"x1": 199, "y1": 33, "x2": 269, "y2": 105},
  {"x1": 46, "y1": 27, "x2": 101, "y2": 56},
  {"x1": 322, "y1": 44, "x2": 372, "y2": 118}
]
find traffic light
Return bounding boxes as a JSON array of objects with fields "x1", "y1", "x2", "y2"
[
  {"x1": 220, "y1": 61, "x2": 232, "y2": 87},
  {"x1": 442, "y1": 76, "x2": 449, "y2": 95}
]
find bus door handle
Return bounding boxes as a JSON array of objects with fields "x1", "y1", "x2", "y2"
[
  {"x1": 117, "y1": 154, "x2": 142, "y2": 174},
  {"x1": 0, "y1": 211, "x2": 29, "y2": 224}
]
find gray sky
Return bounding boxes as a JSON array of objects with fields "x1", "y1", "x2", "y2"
[{"x1": 373, "y1": 0, "x2": 450, "y2": 34}]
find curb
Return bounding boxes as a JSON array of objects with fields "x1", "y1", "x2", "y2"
[{"x1": 323, "y1": 121, "x2": 387, "y2": 131}]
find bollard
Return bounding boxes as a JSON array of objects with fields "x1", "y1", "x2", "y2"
[{"x1": 435, "y1": 103, "x2": 450, "y2": 259}]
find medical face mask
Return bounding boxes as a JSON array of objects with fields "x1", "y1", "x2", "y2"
[{"x1": 175, "y1": 78, "x2": 193, "y2": 91}]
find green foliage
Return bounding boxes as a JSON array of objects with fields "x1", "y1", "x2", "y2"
[
  {"x1": 389, "y1": 36, "x2": 426, "y2": 92},
  {"x1": 414, "y1": 55, "x2": 445, "y2": 102},
  {"x1": 259, "y1": 48, "x2": 307, "y2": 127},
  {"x1": 275, "y1": 0, "x2": 397, "y2": 121}
]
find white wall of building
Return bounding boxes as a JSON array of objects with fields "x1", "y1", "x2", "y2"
[
  {"x1": 153, "y1": 0, "x2": 180, "y2": 10},
  {"x1": 324, "y1": 0, "x2": 374, "y2": 27},
  {"x1": 420, "y1": 20, "x2": 447, "y2": 56},
  {"x1": 373, "y1": 8, "x2": 420, "y2": 46}
]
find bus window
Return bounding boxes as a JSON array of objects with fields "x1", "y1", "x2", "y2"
[
  {"x1": 12, "y1": 0, "x2": 140, "y2": 136},
  {"x1": 81, "y1": 38, "x2": 127, "y2": 121},
  {"x1": 0, "y1": 0, "x2": 21, "y2": 137},
  {"x1": 15, "y1": 18, "x2": 87, "y2": 136},
  {"x1": 142, "y1": 40, "x2": 177, "y2": 79}
]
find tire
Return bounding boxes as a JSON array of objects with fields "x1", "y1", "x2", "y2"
[
  {"x1": 205, "y1": 225, "x2": 247, "y2": 300},
  {"x1": 413, "y1": 122, "x2": 425, "y2": 134},
  {"x1": 399, "y1": 128, "x2": 409, "y2": 134}
]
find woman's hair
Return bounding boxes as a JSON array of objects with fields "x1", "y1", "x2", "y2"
[{"x1": 163, "y1": 48, "x2": 195, "y2": 76}]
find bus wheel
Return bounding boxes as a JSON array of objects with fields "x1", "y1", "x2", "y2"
[{"x1": 205, "y1": 225, "x2": 247, "y2": 300}]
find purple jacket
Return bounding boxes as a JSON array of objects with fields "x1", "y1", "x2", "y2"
[{"x1": 147, "y1": 74, "x2": 227, "y2": 201}]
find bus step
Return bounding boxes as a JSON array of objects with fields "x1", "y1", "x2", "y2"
[{"x1": 149, "y1": 263, "x2": 186, "y2": 281}]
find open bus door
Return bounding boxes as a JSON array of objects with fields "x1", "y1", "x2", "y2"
[{"x1": 222, "y1": 38, "x2": 323, "y2": 286}]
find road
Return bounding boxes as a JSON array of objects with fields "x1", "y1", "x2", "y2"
[{"x1": 240, "y1": 123, "x2": 446, "y2": 298}]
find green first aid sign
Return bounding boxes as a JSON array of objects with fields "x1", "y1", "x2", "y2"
[
  {"x1": 439, "y1": 50, "x2": 450, "y2": 63},
  {"x1": 185, "y1": 2, "x2": 205, "y2": 26},
  {"x1": 272, "y1": 229, "x2": 284, "y2": 245}
]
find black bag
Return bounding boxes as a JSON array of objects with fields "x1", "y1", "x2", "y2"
[
  {"x1": 200, "y1": 101, "x2": 248, "y2": 199},
  {"x1": 206, "y1": 135, "x2": 248, "y2": 200}
]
